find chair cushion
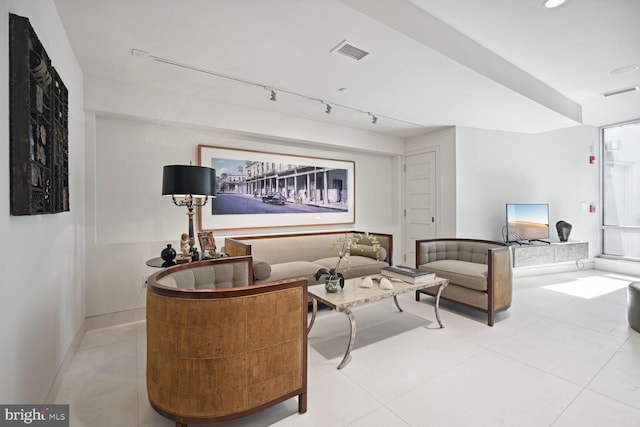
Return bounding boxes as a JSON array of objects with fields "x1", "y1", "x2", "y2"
[
  {"x1": 156, "y1": 263, "x2": 250, "y2": 289},
  {"x1": 419, "y1": 260, "x2": 488, "y2": 291}
]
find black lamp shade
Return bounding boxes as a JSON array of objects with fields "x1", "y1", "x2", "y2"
[{"x1": 162, "y1": 165, "x2": 216, "y2": 197}]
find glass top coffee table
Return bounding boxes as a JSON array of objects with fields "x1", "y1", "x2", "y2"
[{"x1": 307, "y1": 275, "x2": 449, "y2": 369}]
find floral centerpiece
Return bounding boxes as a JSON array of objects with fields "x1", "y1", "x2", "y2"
[{"x1": 314, "y1": 232, "x2": 381, "y2": 292}]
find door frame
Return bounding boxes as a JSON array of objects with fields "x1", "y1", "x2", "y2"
[{"x1": 403, "y1": 146, "x2": 440, "y2": 265}]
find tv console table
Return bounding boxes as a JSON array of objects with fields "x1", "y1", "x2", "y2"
[{"x1": 510, "y1": 241, "x2": 588, "y2": 268}]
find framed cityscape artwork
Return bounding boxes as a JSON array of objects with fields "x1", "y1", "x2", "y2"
[{"x1": 198, "y1": 145, "x2": 355, "y2": 231}]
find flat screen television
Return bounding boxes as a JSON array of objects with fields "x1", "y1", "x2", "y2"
[{"x1": 506, "y1": 203, "x2": 550, "y2": 243}]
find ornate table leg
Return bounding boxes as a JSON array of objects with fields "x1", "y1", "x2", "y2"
[
  {"x1": 307, "y1": 297, "x2": 318, "y2": 333},
  {"x1": 393, "y1": 295, "x2": 403, "y2": 312},
  {"x1": 434, "y1": 281, "x2": 448, "y2": 328},
  {"x1": 337, "y1": 307, "x2": 355, "y2": 369}
]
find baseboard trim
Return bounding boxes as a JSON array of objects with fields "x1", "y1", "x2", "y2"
[
  {"x1": 594, "y1": 257, "x2": 640, "y2": 277},
  {"x1": 44, "y1": 322, "x2": 86, "y2": 404},
  {"x1": 513, "y1": 260, "x2": 595, "y2": 277},
  {"x1": 83, "y1": 307, "x2": 146, "y2": 331},
  {"x1": 43, "y1": 307, "x2": 147, "y2": 403}
]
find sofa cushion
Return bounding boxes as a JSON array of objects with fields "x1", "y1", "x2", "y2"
[
  {"x1": 312, "y1": 257, "x2": 340, "y2": 271},
  {"x1": 245, "y1": 234, "x2": 340, "y2": 264},
  {"x1": 419, "y1": 260, "x2": 488, "y2": 291},
  {"x1": 342, "y1": 256, "x2": 389, "y2": 278},
  {"x1": 252, "y1": 257, "x2": 271, "y2": 280},
  {"x1": 314, "y1": 256, "x2": 388, "y2": 279},
  {"x1": 254, "y1": 260, "x2": 323, "y2": 284}
]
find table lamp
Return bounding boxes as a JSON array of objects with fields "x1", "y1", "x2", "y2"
[{"x1": 162, "y1": 165, "x2": 216, "y2": 255}]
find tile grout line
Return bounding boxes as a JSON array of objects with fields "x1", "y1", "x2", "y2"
[
  {"x1": 548, "y1": 333, "x2": 640, "y2": 427},
  {"x1": 582, "y1": 333, "x2": 640, "y2": 412}
]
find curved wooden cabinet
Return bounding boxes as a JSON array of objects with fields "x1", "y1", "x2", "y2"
[{"x1": 146, "y1": 257, "x2": 308, "y2": 426}]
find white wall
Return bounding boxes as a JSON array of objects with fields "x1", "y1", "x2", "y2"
[
  {"x1": 84, "y1": 78, "x2": 404, "y2": 316},
  {"x1": 84, "y1": 76, "x2": 404, "y2": 156},
  {"x1": 85, "y1": 67, "x2": 601, "y2": 319},
  {"x1": 0, "y1": 1, "x2": 85, "y2": 403},
  {"x1": 455, "y1": 126, "x2": 600, "y2": 257},
  {"x1": 404, "y1": 125, "x2": 601, "y2": 259}
]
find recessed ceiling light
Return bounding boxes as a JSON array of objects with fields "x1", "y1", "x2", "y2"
[
  {"x1": 543, "y1": 0, "x2": 566, "y2": 8},
  {"x1": 338, "y1": 87, "x2": 349, "y2": 93},
  {"x1": 611, "y1": 65, "x2": 639, "y2": 76}
]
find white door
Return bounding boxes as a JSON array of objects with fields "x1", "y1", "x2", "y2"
[{"x1": 404, "y1": 151, "x2": 437, "y2": 266}]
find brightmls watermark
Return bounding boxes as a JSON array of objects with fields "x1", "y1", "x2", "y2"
[{"x1": 0, "y1": 405, "x2": 68, "y2": 426}]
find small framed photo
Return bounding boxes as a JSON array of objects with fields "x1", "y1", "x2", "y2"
[{"x1": 197, "y1": 231, "x2": 216, "y2": 251}]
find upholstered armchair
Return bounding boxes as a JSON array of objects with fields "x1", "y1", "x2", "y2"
[
  {"x1": 146, "y1": 256, "x2": 308, "y2": 426},
  {"x1": 415, "y1": 238, "x2": 512, "y2": 326}
]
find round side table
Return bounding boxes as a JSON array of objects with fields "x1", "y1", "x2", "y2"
[{"x1": 146, "y1": 257, "x2": 177, "y2": 268}]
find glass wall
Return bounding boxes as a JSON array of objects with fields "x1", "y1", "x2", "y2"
[{"x1": 602, "y1": 120, "x2": 640, "y2": 259}]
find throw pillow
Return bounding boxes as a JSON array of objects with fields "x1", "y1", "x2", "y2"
[
  {"x1": 353, "y1": 244, "x2": 387, "y2": 262},
  {"x1": 252, "y1": 257, "x2": 272, "y2": 280}
]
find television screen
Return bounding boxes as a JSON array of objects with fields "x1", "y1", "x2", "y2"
[{"x1": 506, "y1": 203, "x2": 549, "y2": 242}]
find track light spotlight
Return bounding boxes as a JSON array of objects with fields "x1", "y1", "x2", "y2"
[
  {"x1": 269, "y1": 89, "x2": 277, "y2": 102},
  {"x1": 320, "y1": 100, "x2": 332, "y2": 114},
  {"x1": 369, "y1": 113, "x2": 378, "y2": 124}
]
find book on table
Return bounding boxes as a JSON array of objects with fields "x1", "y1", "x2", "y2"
[{"x1": 380, "y1": 265, "x2": 436, "y2": 284}]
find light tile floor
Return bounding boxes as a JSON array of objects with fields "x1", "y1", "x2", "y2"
[{"x1": 55, "y1": 270, "x2": 640, "y2": 426}]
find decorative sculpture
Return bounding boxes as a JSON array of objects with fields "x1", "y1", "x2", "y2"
[
  {"x1": 180, "y1": 232, "x2": 190, "y2": 256},
  {"x1": 555, "y1": 220, "x2": 572, "y2": 242},
  {"x1": 161, "y1": 244, "x2": 176, "y2": 262}
]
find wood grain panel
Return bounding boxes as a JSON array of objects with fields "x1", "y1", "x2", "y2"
[{"x1": 146, "y1": 268, "x2": 307, "y2": 425}]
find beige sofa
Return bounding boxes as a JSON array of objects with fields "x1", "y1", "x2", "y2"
[
  {"x1": 146, "y1": 256, "x2": 308, "y2": 426},
  {"x1": 415, "y1": 238, "x2": 512, "y2": 326},
  {"x1": 225, "y1": 231, "x2": 392, "y2": 285}
]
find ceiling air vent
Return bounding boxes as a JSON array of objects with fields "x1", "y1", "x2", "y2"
[
  {"x1": 331, "y1": 40, "x2": 370, "y2": 61},
  {"x1": 603, "y1": 85, "x2": 639, "y2": 97}
]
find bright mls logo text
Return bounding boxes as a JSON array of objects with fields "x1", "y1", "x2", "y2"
[{"x1": 1, "y1": 405, "x2": 68, "y2": 426}]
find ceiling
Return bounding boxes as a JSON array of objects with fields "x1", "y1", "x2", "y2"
[{"x1": 53, "y1": 0, "x2": 640, "y2": 137}]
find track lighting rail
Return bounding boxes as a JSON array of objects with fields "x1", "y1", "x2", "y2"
[{"x1": 131, "y1": 49, "x2": 425, "y2": 129}]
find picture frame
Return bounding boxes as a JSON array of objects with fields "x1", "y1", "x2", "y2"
[
  {"x1": 9, "y1": 14, "x2": 70, "y2": 215},
  {"x1": 197, "y1": 231, "x2": 216, "y2": 251},
  {"x1": 198, "y1": 145, "x2": 355, "y2": 231}
]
